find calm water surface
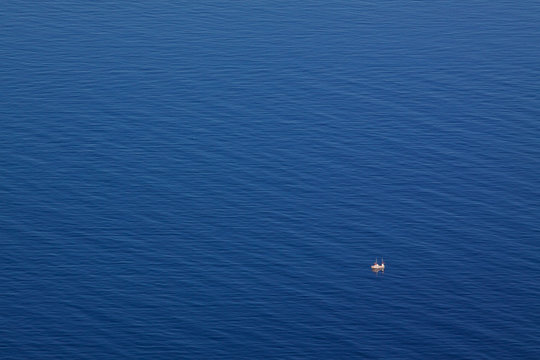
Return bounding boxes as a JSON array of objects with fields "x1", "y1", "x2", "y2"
[{"x1": 1, "y1": 1, "x2": 540, "y2": 359}]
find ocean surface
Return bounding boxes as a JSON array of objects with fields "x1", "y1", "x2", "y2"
[{"x1": 1, "y1": 1, "x2": 540, "y2": 359}]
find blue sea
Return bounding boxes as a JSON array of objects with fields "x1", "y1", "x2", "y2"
[{"x1": 1, "y1": 1, "x2": 540, "y2": 359}]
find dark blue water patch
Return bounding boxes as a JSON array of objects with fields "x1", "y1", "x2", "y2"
[{"x1": 1, "y1": 1, "x2": 540, "y2": 359}]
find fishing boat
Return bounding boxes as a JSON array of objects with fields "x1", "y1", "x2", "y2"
[{"x1": 371, "y1": 257, "x2": 385, "y2": 270}]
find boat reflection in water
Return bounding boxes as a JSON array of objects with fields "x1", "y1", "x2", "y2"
[{"x1": 371, "y1": 258, "x2": 385, "y2": 274}]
